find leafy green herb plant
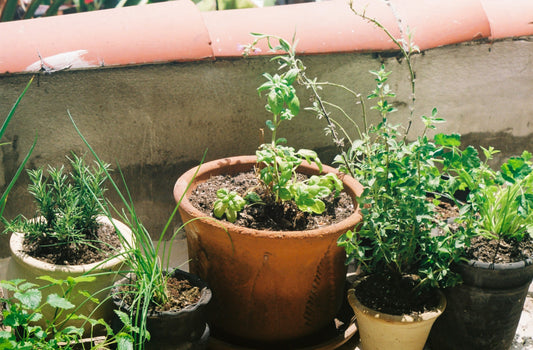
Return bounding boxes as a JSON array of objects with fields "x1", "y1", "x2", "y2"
[
  {"x1": 5, "y1": 153, "x2": 109, "y2": 261},
  {"x1": 0, "y1": 276, "x2": 131, "y2": 350},
  {"x1": 214, "y1": 40, "x2": 344, "y2": 224},
  {"x1": 438, "y1": 135, "x2": 533, "y2": 263},
  {"x1": 243, "y1": 34, "x2": 464, "y2": 293}
]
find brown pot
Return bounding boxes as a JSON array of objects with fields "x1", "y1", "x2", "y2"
[{"x1": 173, "y1": 155, "x2": 363, "y2": 343}]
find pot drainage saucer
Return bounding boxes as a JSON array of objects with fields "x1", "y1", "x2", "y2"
[{"x1": 207, "y1": 294, "x2": 357, "y2": 350}]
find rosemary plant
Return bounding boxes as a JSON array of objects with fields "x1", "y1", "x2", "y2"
[{"x1": 5, "y1": 153, "x2": 110, "y2": 260}]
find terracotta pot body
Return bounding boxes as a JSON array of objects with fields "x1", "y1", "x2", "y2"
[
  {"x1": 112, "y1": 269, "x2": 212, "y2": 350},
  {"x1": 6, "y1": 216, "x2": 132, "y2": 334},
  {"x1": 173, "y1": 155, "x2": 363, "y2": 343},
  {"x1": 430, "y1": 258, "x2": 533, "y2": 350},
  {"x1": 348, "y1": 278, "x2": 446, "y2": 350}
]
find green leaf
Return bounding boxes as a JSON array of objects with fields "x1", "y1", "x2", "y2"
[
  {"x1": 278, "y1": 38, "x2": 291, "y2": 52},
  {"x1": 434, "y1": 133, "x2": 461, "y2": 147},
  {"x1": 37, "y1": 275, "x2": 62, "y2": 285},
  {"x1": 17, "y1": 282, "x2": 38, "y2": 292},
  {"x1": 244, "y1": 192, "x2": 261, "y2": 203},
  {"x1": 61, "y1": 325, "x2": 84, "y2": 336},
  {"x1": 308, "y1": 200, "x2": 326, "y2": 214},
  {"x1": 0, "y1": 280, "x2": 23, "y2": 292},
  {"x1": 14, "y1": 289, "x2": 41, "y2": 310},
  {"x1": 71, "y1": 275, "x2": 96, "y2": 284},
  {"x1": 284, "y1": 69, "x2": 299, "y2": 85},
  {"x1": 114, "y1": 310, "x2": 132, "y2": 328},
  {"x1": 225, "y1": 209, "x2": 237, "y2": 223},
  {"x1": 213, "y1": 201, "x2": 227, "y2": 219},
  {"x1": 265, "y1": 120, "x2": 275, "y2": 132},
  {"x1": 116, "y1": 333, "x2": 134, "y2": 350},
  {"x1": 47, "y1": 294, "x2": 75, "y2": 310},
  {"x1": 0, "y1": 330, "x2": 12, "y2": 339},
  {"x1": 78, "y1": 290, "x2": 99, "y2": 304}
]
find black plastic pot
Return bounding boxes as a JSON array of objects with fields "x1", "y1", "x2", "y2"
[
  {"x1": 429, "y1": 258, "x2": 533, "y2": 350},
  {"x1": 111, "y1": 269, "x2": 212, "y2": 350}
]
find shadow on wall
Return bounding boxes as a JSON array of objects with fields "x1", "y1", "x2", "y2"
[{"x1": 461, "y1": 132, "x2": 533, "y2": 168}]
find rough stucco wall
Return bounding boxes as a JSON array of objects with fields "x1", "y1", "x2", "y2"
[{"x1": 0, "y1": 38, "x2": 531, "y2": 257}]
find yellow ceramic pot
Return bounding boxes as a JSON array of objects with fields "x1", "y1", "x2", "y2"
[{"x1": 348, "y1": 277, "x2": 446, "y2": 350}]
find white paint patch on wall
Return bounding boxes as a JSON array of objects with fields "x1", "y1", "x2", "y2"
[{"x1": 24, "y1": 50, "x2": 98, "y2": 73}]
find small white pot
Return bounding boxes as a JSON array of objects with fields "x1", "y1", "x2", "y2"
[
  {"x1": 6, "y1": 216, "x2": 132, "y2": 334},
  {"x1": 348, "y1": 278, "x2": 446, "y2": 350}
]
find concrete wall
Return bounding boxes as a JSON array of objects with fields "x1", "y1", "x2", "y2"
[
  {"x1": 0, "y1": 0, "x2": 532, "y2": 257},
  {"x1": 0, "y1": 37, "x2": 532, "y2": 259}
]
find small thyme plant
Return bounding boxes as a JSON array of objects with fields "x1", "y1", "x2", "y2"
[
  {"x1": 214, "y1": 37, "x2": 344, "y2": 223},
  {"x1": 5, "y1": 153, "x2": 109, "y2": 257}
]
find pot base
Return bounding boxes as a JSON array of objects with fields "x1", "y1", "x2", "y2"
[{"x1": 207, "y1": 291, "x2": 356, "y2": 350}]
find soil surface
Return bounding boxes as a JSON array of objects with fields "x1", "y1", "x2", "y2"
[
  {"x1": 466, "y1": 235, "x2": 533, "y2": 264},
  {"x1": 118, "y1": 276, "x2": 201, "y2": 313},
  {"x1": 354, "y1": 274, "x2": 440, "y2": 316},
  {"x1": 432, "y1": 197, "x2": 533, "y2": 264},
  {"x1": 22, "y1": 222, "x2": 122, "y2": 265},
  {"x1": 189, "y1": 171, "x2": 355, "y2": 231}
]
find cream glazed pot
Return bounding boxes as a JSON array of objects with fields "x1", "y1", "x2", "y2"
[
  {"x1": 348, "y1": 277, "x2": 446, "y2": 350},
  {"x1": 5, "y1": 216, "x2": 133, "y2": 335}
]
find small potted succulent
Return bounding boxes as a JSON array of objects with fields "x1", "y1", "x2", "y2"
[
  {"x1": 71, "y1": 116, "x2": 212, "y2": 350},
  {"x1": 3, "y1": 153, "x2": 133, "y2": 333},
  {"x1": 173, "y1": 36, "x2": 364, "y2": 345},
  {"x1": 429, "y1": 140, "x2": 533, "y2": 350}
]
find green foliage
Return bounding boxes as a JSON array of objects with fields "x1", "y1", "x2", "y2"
[
  {"x1": 5, "y1": 153, "x2": 110, "y2": 250},
  {"x1": 439, "y1": 138, "x2": 533, "y2": 261},
  {"x1": 214, "y1": 36, "x2": 343, "y2": 222},
  {"x1": 0, "y1": 78, "x2": 36, "y2": 220},
  {"x1": 213, "y1": 189, "x2": 246, "y2": 223},
  {"x1": 333, "y1": 67, "x2": 463, "y2": 290},
  {"x1": 70, "y1": 112, "x2": 205, "y2": 350},
  {"x1": 0, "y1": 277, "x2": 127, "y2": 350},
  {"x1": 243, "y1": 35, "x2": 465, "y2": 291}
]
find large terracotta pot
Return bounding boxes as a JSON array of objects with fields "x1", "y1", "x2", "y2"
[
  {"x1": 6, "y1": 216, "x2": 133, "y2": 334},
  {"x1": 430, "y1": 258, "x2": 533, "y2": 350},
  {"x1": 173, "y1": 155, "x2": 363, "y2": 343},
  {"x1": 348, "y1": 277, "x2": 446, "y2": 350}
]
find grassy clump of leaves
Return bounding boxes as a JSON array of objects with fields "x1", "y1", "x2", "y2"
[
  {"x1": 5, "y1": 153, "x2": 109, "y2": 254},
  {"x1": 70, "y1": 112, "x2": 205, "y2": 350},
  {"x1": 213, "y1": 38, "x2": 344, "y2": 223},
  {"x1": 0, "y1": 276, "x2": 133, "y2": 350},
  {"x1": 438, "y1": 136, "x2": 533, "y2": 262}
]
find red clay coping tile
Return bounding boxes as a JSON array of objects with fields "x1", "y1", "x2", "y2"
[{"x1": 0, "y1": 0, "x2": 531, "y2": 75}]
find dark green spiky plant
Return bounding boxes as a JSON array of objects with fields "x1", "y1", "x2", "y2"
[{"x1": 5, "y1": 153, "x2": 110, "y2": 262}]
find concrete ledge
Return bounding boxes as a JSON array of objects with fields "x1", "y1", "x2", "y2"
[{"x1": 0, "y1": 0, "x2": 532, "y2": 74}]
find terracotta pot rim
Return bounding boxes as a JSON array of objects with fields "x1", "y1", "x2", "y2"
[
  {"x1": 348, "y1": 276, "x2": 447, "y2": 324},
  {"x1": 9, "y1": 216, "x2": 132, "y2": 273},
  {"x1": 174, "y1": 155, "x2": 364, "y2": 239},
  {"x1": 111, "y1": 269, "x2": 212, "y2": 317}
]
